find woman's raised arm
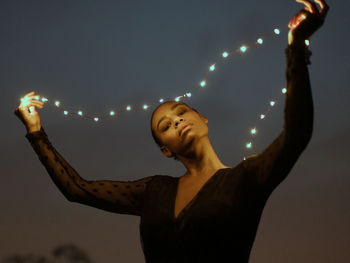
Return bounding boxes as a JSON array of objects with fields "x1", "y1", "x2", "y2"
[
  {"x1": 25, "y1": 128, "x2": 153, "y2": 216},
  {"x1": 243, "y1": 0, "x2": 329, "y2": 195},
  {"x1": 15, "y1": 92, "x2": 154, "y2": 216}
]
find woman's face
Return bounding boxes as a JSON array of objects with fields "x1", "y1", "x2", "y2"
[{"x1": 151, "y1": 102, "x2": 208, "y2": 158}]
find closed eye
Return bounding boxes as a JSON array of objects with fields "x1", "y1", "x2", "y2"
[
  {"x1": 160, "y1": 108, "x2": 188, "y2": 132},
  {"x1": 162, "y1": 123, "x2": 170, "y2": 131}
]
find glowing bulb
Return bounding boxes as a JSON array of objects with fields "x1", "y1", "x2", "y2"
[
  {"x1": 251, "y1": 128, "x2": 256, "y2": 135},
  {"x1": 94, "y1": 117, "x2": 99, "y2": 122},
  {"x1": 222, "y1": 52, "x2": 228, "y2": 58},
  {"x1": 110, "y1": 111, "x2": 115, "y2": 116},
  {"x1": 305, "y1": 39, "x2": 310, "y2": 46},
  {"x1": 55, "y1": 101, "x2": 60, "y2": 107},
  {"x1": 270, "y1": 101, "x2": 275, "y2": 106},
  {"x1": 282, "y1": 88, "x2": 287, "y2": 94},
  {"x1": 41, "y1": 97, "x2": 48, "y2": 102},
  {"x1": 175, "y1": 96, "x2": 181, "y2": 102},
  {"x1": 274, "y1": 28, "x2": 280, "y2": 35},
  {"x1": 186, "y1": 92, "x2": 192, "y2": 97},
  {"x1": 29, "y1": 106, "x2": 34, "y2": 113},
  {"x1": 143, "y1": 104, "x2": 149, "y2": 110},
  {"x1": 200, "y1": 80, "x2": 206, "y2": 87},
  {"x1": 260, "y1": 114, "x2": 265, "y2": 119},
  {"x1": 64, "y1": 111, "x2": 68, "y2": 115},
  {"x1": 21, "y1": 96, "x2": 30, "y2": 106},
  {"x1": 257, "y1": 38, "x2": 263, "y2": 44},
  {"x1": 126, "y1": 106, "x2": 131, "y2": 111},
  {"x1": 78, "y1": 111, "x2": 83, "y2": 116},
  {"x1": 246, "y1": 142, "x2": 252, "y2": 149},
  {"x1": 240, "y1": 45, "x2": 247, "y2": 52},
  {"x1": 34, "y1": 96, "x2": 39, "y2": 100},
  {"x1": 159, "y1": 99, "x2": 164, "y2": 103},
  {"x1": 210, "y1": 64, "x2": 215, "y2": 71}
]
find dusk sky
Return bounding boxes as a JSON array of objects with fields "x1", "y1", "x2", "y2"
[{"x1": 1, "y1": 0, "x2": 349, "y2": 262}]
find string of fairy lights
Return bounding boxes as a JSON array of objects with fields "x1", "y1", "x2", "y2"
[{"x1": 21, "y1": 26, "x2": 310, "y2": 159}]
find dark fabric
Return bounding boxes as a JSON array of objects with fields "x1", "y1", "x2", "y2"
[{"x1": 25, "y1": 44, "x2": 313, "y2": 262}]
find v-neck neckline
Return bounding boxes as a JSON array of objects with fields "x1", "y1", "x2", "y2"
[{"x1": 172, "y1": 167, "x2": 231, "y2": 221}]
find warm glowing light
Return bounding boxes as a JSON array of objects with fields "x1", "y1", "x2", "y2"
[
  {"x1": 185, "y1": 92, "x2": 192, "y2": 97},
  {"x1": 260, "y1": 114, "x2": 265, "y2": 119},
  {"x1": 55, "y1": 101, "x2": 60, "y2": 107},
  {"x1": 126, "y1": 106, "x2": 131, "y2": 111},
  {"x1": 282, "y1": 88, "x2": 287, "y2": 94},
  {"x1": 175, "y1": 96, "x2": 181, "y2": 102},
  {"x1": 270, "y1": 101, "x2": 275, "y2": 106},
  {"x1": 41, "y1": 97, "x2": 48, "y2": 102},
  {"x1": 110, "y1": 111, "x2": 115, "y2": 116},
  {"x1": 257, "y1": 38, "x2": 263, "y2": 44},
  {"x1": 78, "y1": 111, "x2": 83, "y2": 116},
  {"x1": 251, "y1": 128, "x2": 256, "y2": 135},
  {"x1": 246, "y1": 142, "x2": 252, "y2": 149},
  {"x1": 274, "y1": 28, "x2": 280, "y2": 35},
  {"x1": 210, "y1": 64, "x2": 215, "y2": 71},
  {"x1": 305, "y1": 39, "x2": 310, "y2": 46},
  {"x1": 159, "y1": 98, "x2": 164, "y2": 103},
  {"x1": 222, "y1": 52, "x2": 228, "y2": 58},
  {"x1": 64, "y1": 111, "x2": 68, "y2": 115},
  {"x1": 240, "y1": 45, "x2": 247, "y2": 52},
  {"x1": 94, "y1": 117, "x2": 99, "y2": 122},
  {"x1": 200, "y1": 80, "x2": 206, "y2": 87},
  {"x1": 143, "y1": 104, "x2": 149, "y2": 110}
]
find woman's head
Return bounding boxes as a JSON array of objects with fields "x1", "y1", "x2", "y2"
[{"x1": 150, "y1": 100, "x2": 208, "y2": 161}]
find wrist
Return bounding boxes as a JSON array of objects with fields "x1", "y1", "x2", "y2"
[
  {"x1": 27, "y1": 124, "x2": 41, "y2": 134},
  {"x1": 288, "y1": 30, "x2": 306, "y2": 47}
]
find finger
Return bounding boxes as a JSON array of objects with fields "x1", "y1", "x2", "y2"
[
  {"x1": 29, "y1": 94, "x2": 41, "y2": 100},
  {"x1": 314, "y1": 0, "x2": 329, "y2": 17},
  {"x1": 30, "y1": 101, "x2": 44, "y2": 108},
  {"x1": 20, "y1": 94, "x2": 40, "y2": 103},
  {"x1": 24, "y1": 91, "x2": 35, "y2": 97},
  {"x1": 296, "y1": 0, "x2": 318, "y2": 14},
  {"x1": 289, "y1": 15, "x2": 298, "y2": 29},
  {"x1": 313, "y1": 0, "x2": 325, "y2": 9},
  {"x1": 289, "y1": 10, "x2": 308, "y2": 29}
]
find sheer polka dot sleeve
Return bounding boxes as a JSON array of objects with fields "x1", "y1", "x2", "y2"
[
  {"x1": 25, "y1": 127, "x2": 154, "y2": 216},
  {"x1": 243, "y1": 44, "x2": 314, "y2": 195}
]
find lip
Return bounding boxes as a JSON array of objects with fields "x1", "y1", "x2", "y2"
[{"x1": 179, "y1": 124, "x2": 192, "y2": 136}]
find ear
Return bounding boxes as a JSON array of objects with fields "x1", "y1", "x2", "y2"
[{"x1": 160, "y1": 145, "x2": 174, "y2": 158}]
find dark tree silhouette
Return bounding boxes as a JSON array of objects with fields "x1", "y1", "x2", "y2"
[
  {"x1": 2, "y1": 254, "x2": 56, "y2": 263},
  {"x1": 2, "y1": 244, "x2": 92, "y2": 263},
  {"x1": 53, "y1": 244, "x2": 92, "y2": 263}
]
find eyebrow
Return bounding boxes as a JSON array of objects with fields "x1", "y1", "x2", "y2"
[{"x1": 157, "y1": 103, "x2": 185, "y2": 130}]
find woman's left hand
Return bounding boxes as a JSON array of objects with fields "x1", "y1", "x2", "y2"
[{"x1": 288, "y1": 0, "x2": 329, "y2": 45}]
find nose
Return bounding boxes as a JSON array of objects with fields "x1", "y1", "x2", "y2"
[{"x1": 175, "y1": 118, "x2": 184, "y2": 128}]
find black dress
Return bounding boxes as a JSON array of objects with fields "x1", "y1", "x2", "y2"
[{"x1": 25, "y1": 44, "x2": 313, "y2": 263}]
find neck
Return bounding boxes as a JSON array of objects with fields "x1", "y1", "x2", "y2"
[{"x1": 177, "y1": 136, "x2": 230, "y2": 178}]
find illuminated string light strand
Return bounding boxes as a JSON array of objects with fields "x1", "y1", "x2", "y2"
[{"x1": 21, "y1": 27, "x2": 310, "y2": 159}]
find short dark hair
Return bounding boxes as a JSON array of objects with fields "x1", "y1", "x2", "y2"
[{"x1": 150, "y1": 101, "x2": 199, "y2": 161}]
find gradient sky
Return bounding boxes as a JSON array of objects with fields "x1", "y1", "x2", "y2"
[{"x1": 1, "y1": 0, "x2": 349, "y2": 262}]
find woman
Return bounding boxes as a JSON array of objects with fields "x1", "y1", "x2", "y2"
[{"x1": 15, "y1": 1, "x2": 328, "y2": 262}]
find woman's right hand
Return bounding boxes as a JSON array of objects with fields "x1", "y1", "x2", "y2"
[{"x1": 14, "y1": 91, "x2": 45, "y2": 133}]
